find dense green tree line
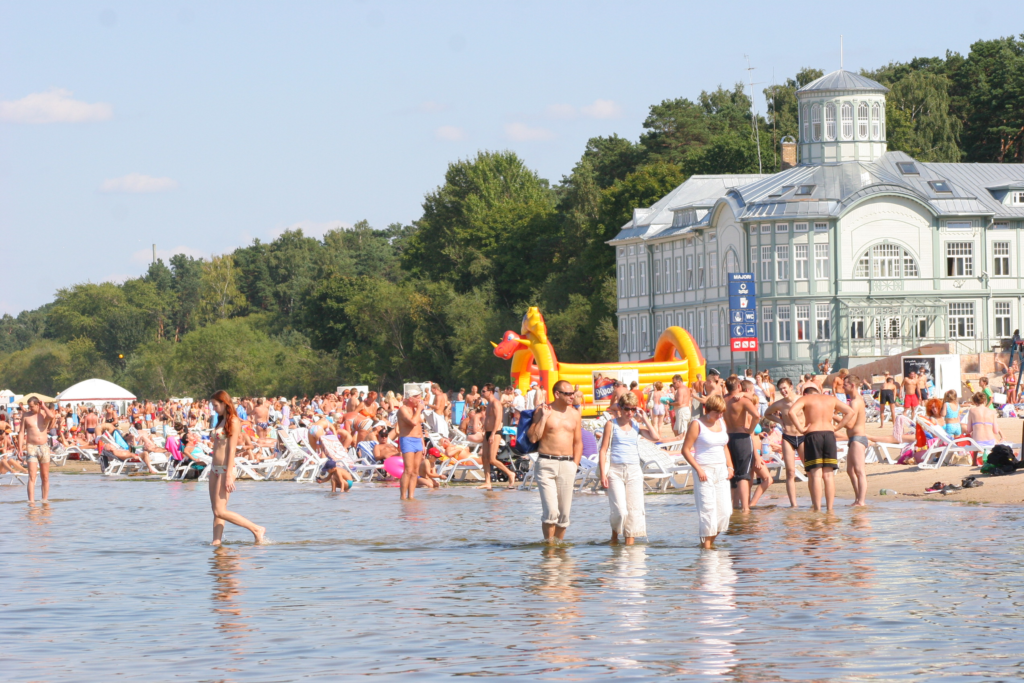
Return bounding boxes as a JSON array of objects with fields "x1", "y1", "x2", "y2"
[{"x1": 3, "y1": 34, "x2": 1023, "y2": 399}]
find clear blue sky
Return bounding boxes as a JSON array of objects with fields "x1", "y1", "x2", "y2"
[{"x1": 0, "y1": 0, "x2": 1015, "y2": 315}]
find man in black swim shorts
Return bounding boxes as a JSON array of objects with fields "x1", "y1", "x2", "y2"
[
  {"x1": 723, "y1": 375, "x2": 762, "y2": 512},
  {"x1": 878, "y1": 373, "x2": 898, "y2": 426},
  {"x1": 790, "y1": 386, "x2": 855, "y2": 512}
]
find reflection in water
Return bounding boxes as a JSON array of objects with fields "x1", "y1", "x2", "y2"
[
  {"x1": 521, "y1": 546, "x2": 583, "y2": 669},
  {"x1": 25, "y1": 501, "x2": 53, "y2": 534},
  {"x1": 209, "y1": 547, "x2": 253, "y2": 648},
  {"x1": 690, "y1": 550, "x2": 739, "y2": 679}
]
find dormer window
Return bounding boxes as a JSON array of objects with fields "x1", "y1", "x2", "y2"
[
  {"x1": 928, "y1": 180, "x2": 952, "y2": 193},
  {"x1": 824, "y1": 103, "x2": 836, "y2": 141},
  {"x1": 795, "y1": 185, "x2": 815, "y2": 196},
  {"x1": 1012, "y1": 191, "x2": 1024, "y2": 205},
  {"x1": 897, "y1": 161, "x2": 919, "y2": 175}
]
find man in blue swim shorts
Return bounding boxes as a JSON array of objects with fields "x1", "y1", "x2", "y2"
[{"x1": 397, "y1": 387, "x2": 426, "y2": 500}]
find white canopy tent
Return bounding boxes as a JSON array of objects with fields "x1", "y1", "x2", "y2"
[
  {"x1": 0, "y1": 389, "x2": 15, "y2": 411},
  {"x1": 57, "y1": 379, "x2": 136, "y2": 415}
]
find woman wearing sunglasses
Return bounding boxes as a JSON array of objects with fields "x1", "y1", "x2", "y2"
[
  {"x1": 598, "y1": 391, "x2": 659, "y2": 545},
  {"x1": 680, "y1": 394, "x2": 734, "y2": 549}
]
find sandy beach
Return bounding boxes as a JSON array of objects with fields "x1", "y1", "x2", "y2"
[{"x1": 47, "y1": 411, "x2": 1024, "y2": 505}]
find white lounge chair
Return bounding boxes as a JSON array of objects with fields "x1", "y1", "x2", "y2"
[
  {"x1": 638, "y1": 439, "x2": 692, "y2": 491},
  {"x1": 278, "y1": 430, "x2": 324, "y2": 483},
  {"x1": 321, "y1": 435, "x2": 381, "y2": 482},
  {"x1": 915, "y1": 418, "x2": 986, "y2": 469}
]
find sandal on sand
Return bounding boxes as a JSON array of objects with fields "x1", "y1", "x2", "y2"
[{"x1": 962, "y1": 476, "x2": 984, "y2": 489}]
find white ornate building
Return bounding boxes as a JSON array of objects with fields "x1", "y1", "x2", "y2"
[{"x1": 610, "y1": 69, "x2": 1024, "y2": 375}]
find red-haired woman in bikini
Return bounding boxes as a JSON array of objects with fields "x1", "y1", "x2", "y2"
[{"x1": 209, "y1": 390, "x2": 265, "y2": 545}]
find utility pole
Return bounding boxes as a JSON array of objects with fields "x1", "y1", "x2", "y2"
[{"x1": 745, "y1": 55, "x2": 763, "y2": 174}]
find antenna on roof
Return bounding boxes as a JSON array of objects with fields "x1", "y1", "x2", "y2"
[
  {"x1": 841, "y1": 35, "x2": 844, "y2": 70},
  {"x1": 744, "y1": 55, "x2": 763, "y2": 175}
]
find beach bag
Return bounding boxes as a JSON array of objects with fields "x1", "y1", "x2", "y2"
[
  {"x1": 986, "y1": 444, "x2": 1018, "y2": 474},
  {"x1": 513, "y1": 409, "x2": 537, "y2": 454}
]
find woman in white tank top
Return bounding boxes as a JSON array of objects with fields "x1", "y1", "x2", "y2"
[{"x1": 680, "y1": 394, "x2": 734, "y2": 549}]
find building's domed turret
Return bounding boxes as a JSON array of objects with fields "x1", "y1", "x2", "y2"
[{"x1": 796, "y1": 69, "x2": 888, "y2": 165}]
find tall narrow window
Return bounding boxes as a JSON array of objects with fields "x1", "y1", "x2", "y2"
[
  {"x1": 814, "y1": 243, "x2": 830, "y2": 280},
  {"x1": 851, "y1": 317, "x2": 865, "y2": 339},
  {"x1": 725, "y1": 250, "x2": 738, "y2": 275},
  {"x1": 628, "y1": 263, "x2": 636, "y2": 296},
  {"x1": 917, "y1": 318, "x2": 928, "y2": 339},
  {"x1": 762, "y1": 305, "x2": 774, "y2": 342},
  {"x1": 825, "y1": 103, "x2": 836, "y2": 141},
  {"x1": 663, "y1": 257, "x2": 671, "y2": 292},
  {"x1": 618, "y1": 265, "x2": 626, "y2": 297},
  {"x1": 654, "y1": 259, "x2": 661, "y2": 293},
  {"x1": 640, "y1": 316, "x2": 648, "y2": 351},
  {"x1": 630, "y1": 317, "x2": 638, "y2": 352},
  {"x1": 751, "y1": 247, "x2": 758, "y2": 277},
  {"x1": 816, "y1": 303, "x2": 831, "y2": 341},
  {"x1": 761, "y1": 246, "x2": 771, "y2": 282},
  {"x1": 697, "y1": 253, "x2": 706, "y2": 289},
  {"x1": 776, "y1": 245, "x2": 789, "y2": 280},
  {"x1": 638, "y1": 261, "x2": 647, "y2": 295},
  {"x1": 841, "y1": 102, "x2": 853, "y2": 139},
  {"x1": 796, "y1": 305, "x2": 810, "y2": 341},
  {"x1": 857, "y1": 102, "x2": 868, "y2": 139},
  {"x1": 698, "y1": 310, "x2": 706, "y2": 346},
  {"x1": 994, "y1": 241, "x2": 1010, "y2": 276},
  {"x1": 708, "y1": 251, "x2": 718, "y2": 287},
  {"x1": 794, "y1": 245, "x2": 808, "y2": 280},
  {"x1": 871, "y1": 102, "x2": 881, "y2": 139},
  {"x1": 685, "y1": 255, "x2": 694, "y2": 290},
  {"x1": 996, "y1": 302, "x2": 1012, "y2": 338},
  {"x1": 945, "y1": 242, "x2": 974, "y2": 277},
  {"x1": 620, "y1": 318, "x2": 627, "y2": 353},
  {"x1": 948, "y1": 302, "x2": 975, "y2": 339},
  {"x1": 811, "y1": 104, "x2": 821, "y2": 141},
  {"x1": 687, "y1": 311, "x2": 695, "y2": 337},
  {"x1": 674, "y1": 256, "x2": 682, "y2": 292},
  {"x1": 655, "y1": 314, "x2": 663, "y2": 337},
  {"x1": 802, "y1": 105, "x2": 810, "y2": 142},
  {"x1": 710, "y1": 309, "x2": 719, "y2": 346},
  {"x1": 778, "y1": 305, "x2": 791, "y2": 342}
]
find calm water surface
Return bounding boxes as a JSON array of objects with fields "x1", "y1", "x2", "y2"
[{"x1": 3, "y1": 475, "x2": 1024, "y2": 682}]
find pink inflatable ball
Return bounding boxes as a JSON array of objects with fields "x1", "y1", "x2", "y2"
[{"x1": 383, "y1": 456, "x2": 404, "y2": 478}]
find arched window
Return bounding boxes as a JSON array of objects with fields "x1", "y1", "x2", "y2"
[
  {"x1": 724, "y1": 249, "x2": 738, "y2": 274},
  {"x1": 854, "y1": 244, "x2": 920, "y2": 278},
  {"x1": 857, "y1": 102, "x2": 868, "y2": 139},
  {"x1": 871, "y1": 102, "x2": 881, "y2": 139},
  {"x1": 811, "y1": 104, "x2": 821, "y2": 142},
  {"x1": 802, "y1": 105, "x2": 809, "y2": 142},
  {"x1": 825, "y1": 103, "x2": 836, "y2": 141},
  {"x1": 841, "y1": 103, "x2": 853, "y2": 139}
]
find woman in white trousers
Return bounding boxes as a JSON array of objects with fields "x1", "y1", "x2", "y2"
[
  {"x1": 680, "y1": 394, "x2": 734, "y2": 549},
  {"x1": 598, "y1": 391, "x2": 660, "y2": 545}
]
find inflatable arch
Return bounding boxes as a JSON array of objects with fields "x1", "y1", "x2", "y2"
[{"x1": 492, "y1": 307, "x2": 706, "y2": 416}]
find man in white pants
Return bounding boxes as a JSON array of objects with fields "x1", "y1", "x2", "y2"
[
  {"x1": 671, "y1": 373, "x2": 692, "y2": 436},
  {"x1": 528, "y1": 380, "x2": 582, "y2": 543}
]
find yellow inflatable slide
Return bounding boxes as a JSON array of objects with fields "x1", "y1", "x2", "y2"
[{"x1": 492, "y1": 307, "x2": 706, "y2": 416}]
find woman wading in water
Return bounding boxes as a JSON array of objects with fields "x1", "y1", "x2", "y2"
[{"x1": 209, "y1": 390, "x2": 265, "y2": 545}]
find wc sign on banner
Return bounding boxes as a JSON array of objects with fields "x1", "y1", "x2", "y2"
[{"x1": 728, "y1": 273, "x2": 758, "y2": 352}]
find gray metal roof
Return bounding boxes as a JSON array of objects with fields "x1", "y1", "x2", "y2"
[
  {"x1": 610, "y1": 151, "x2": 1024, "y2": 242},
  {"x1": 797, "y1": 69, "x2": 888, "y2": 95}
]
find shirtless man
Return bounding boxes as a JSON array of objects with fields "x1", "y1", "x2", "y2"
[
  {"x1": 17, "y1": 398, "x2": 55, "y2": 502},
  {"x1": 790, "y1": 386, "x2": 855, "y2": 512},
  {"x1": 396, "y1": 388, "x2": 425, "y2": 500},
  {"x1": 842, "y1": 375, "x2": 870, "y2": 506},
  {"x1": 528, "y1": 380, "x2": 582, "y2": 543},
  {"x1": 465, "y1": 385, "x2": 481, "y2": 407},
  {"x1": 902, "y1": 371, "x2": 921, "y2": 417},
  {"x1": 83, "y1": 408, "x2": 99, "y2": 445},
  {"x1": 431, "y1": 383, "x2": 449, "y2": 418},
  {"x1": 723, "y1": 376, "x2": 762, "y2": 513},
  {"x1": 879, "y1": 373, "x2": 899, "y2": 426},
  {"x1": 372, "y1": 427, "x2": 400, "y2": 462},
  {"x1": 671, "y1": 374, "x2": 692, "y2": 437},
  {"x1": 479, "y1": 384, "x2": 516, "y2": 489},
  {"x1": 252, "y1": 398, "x2": 271, "y2": 438},
  {"x1": 763, "y1": 378, "x2": 801, "y2": 507}
]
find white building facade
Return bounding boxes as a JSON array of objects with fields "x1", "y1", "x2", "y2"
[{"x1": 611, "y1": 70, "x2": 1024, "y2": 375}]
